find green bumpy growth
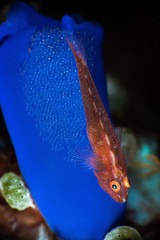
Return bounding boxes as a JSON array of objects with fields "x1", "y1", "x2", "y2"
[
  {"x1": 103, "y1": 226, "x2": 142, "y2": 240},
  {"x1": 0, "y1": 172, "x2": 36, "y2": 211}
]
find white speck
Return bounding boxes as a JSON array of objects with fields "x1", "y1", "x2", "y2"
[
  {"x1": 99, "y1": 119, "x2": 104, "y2": 129},
  {"x1": 82, "y1": 60, "x2": 86, "y2": 66},
  {"x1": 93, "y1": 101, "x2": 97, "y2": 113},
  {"x1": 97, "y1": 140, "x2": 103, "y2": 145},
  {"x1": 105, "y1": 134, "x2": 110, "y2": 145},
  {"x1": 99, "y1": 111, "x2": 102, "y2": 116},
  {"x1": 110, "y1": 150, "x2": 116, "y2": 167},
  {"x1": 88, "y1": 87, "x2": 92, "y2": 95}
]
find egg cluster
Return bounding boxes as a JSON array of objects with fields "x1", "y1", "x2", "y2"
[{"x1": 20, "y1": 26, "x2": 97, "y2": 153}]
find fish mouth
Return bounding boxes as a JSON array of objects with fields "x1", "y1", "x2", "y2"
[
  {"x1": 110, "y1": 189, "x2": 129, "y2": 203},
  {"x1": 117, "y1": 192, "x2": 129, "y2": 203},
  {"x1": 122, "y1": 197, "x2": 127, "y2": 203},
  {"x1": 97, "y1": 177, "x2": 129, "y2": 203},
  {"x1": 111, "y1": 194, "x2": 128, "y2": 203}
]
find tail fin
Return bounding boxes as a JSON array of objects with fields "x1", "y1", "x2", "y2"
[{"x1": 66, "y1": 35, "x2": 87, "y2": 63}]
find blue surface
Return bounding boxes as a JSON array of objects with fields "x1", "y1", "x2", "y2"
[{"x1": 0, "y1": 2, "x2": 126, "y2": 239}]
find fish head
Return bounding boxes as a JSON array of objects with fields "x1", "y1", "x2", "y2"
[{"x1": 94, "y1": 168, "x2": 131, "y2": 203}]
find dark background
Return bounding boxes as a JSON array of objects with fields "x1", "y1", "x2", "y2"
[{"x1": 0, "y1": 0, "x2": 160, "y2": 135}]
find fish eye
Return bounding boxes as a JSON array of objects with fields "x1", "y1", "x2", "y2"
[{"x1": 110, "y1": 180, "x2": 121, "y2": 193}]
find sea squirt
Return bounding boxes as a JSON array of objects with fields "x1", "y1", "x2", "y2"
[
  {"x1": 0, "y1": 2, "x2": 126, "y2": 239},
  {"x1": 104, "y1": 226, "x2": 142, "y2": 240},
  {"x1": 0, "y1": 172, "x2": 36, "y2": 211}
]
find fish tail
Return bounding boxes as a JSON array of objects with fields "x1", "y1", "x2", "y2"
[{"x1": 66, "y1": 36, "x2": 86, "y2": 62}]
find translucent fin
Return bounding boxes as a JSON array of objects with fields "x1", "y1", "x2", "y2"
[
  {"x1": 71, "y1": 145, "x2": 94, "y2": 170},
  {"x1": 66, "y1": 35, "x2": 87, "y2": 62}
]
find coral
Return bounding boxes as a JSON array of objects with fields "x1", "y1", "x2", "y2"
[
  {"x1": 134, "y1": 154, "x2": 160, "y2": 178},
  {"x1": 121, "y1": 128, "x2": 160, "y2": 227}
]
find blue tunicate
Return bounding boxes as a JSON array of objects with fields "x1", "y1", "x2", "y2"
[{"x1": 0, "y1": 2, "x2": 126, "y2": 239}]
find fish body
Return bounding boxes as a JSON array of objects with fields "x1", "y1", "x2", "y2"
[{"x1": 67, "y1": 38, "x2": 130, "y2": 203}]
